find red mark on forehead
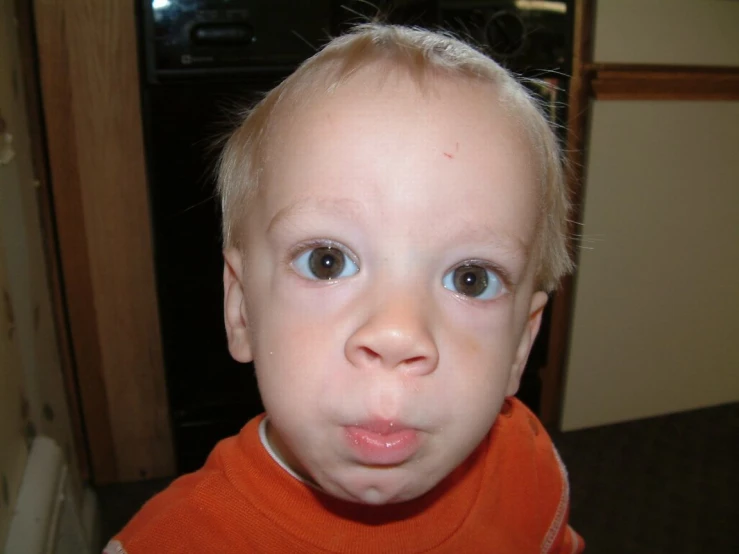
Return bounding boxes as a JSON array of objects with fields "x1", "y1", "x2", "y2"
[{"x1": 442, "y1": 142, "x2": 460, "y2": 160}]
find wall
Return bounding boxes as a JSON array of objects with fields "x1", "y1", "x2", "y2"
[
  {"x1": 0, "y1": 230, "x2": 27, "y2": 554},
  {"x1": 0, "y1": 0, "x2": 83, "y2": 542},
  {"x1": 562, "y1": 100, "x2": 739, "y2": 429},
  {"x1": 561, "y1": 0, "x2": 739, "y2": 430},
  {"x1": 593, "y1": 0, "x2": 739, "y2": 67}
]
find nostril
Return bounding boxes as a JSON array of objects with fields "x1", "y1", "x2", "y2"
[
  {"x1": 359, "y1": 346, "x2": 380, "y2": 362},
  {"x1": 402, "y1": 355, "x2": 436, "y2": 376},
  {"x1": 346, "y1": 326, "x2": 438, "y2": 373}
]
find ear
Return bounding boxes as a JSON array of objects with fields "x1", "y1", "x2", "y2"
[
  {"x1": 506, "y1": 291, "x2": 549, "y2": 397},
  {"x1": 223, "y1": 248, "x2": 253, "y2": 363}
]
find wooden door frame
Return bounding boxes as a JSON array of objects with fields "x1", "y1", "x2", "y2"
[{"x1": 32, "y1": 0, "x2": 174, "y2": 483}]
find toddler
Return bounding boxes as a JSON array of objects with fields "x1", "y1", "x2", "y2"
[{"x1": 107, "y1": 23, "x2": 583, "y2": 553}]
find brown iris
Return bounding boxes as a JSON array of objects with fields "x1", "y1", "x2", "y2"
[
  {"x1": 453, "y1": 265, "x2": 488, "y2": 297},
  {"x1": 308, "y1": 247, "x2": 345, "y2": 280}
]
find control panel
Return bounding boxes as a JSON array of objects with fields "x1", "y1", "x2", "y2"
[
  {"x1": 141, "y1": 0, "x2": 334, "y2": 79},
  {"x1": 140, "y1": 1, "x2": 571, "y2": 80}
]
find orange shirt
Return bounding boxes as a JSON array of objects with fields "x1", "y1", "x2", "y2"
[{"x1": 107, "y1": 398, "x2": 583, "y2": 553}]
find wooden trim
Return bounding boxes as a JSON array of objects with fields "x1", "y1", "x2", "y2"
[
  {"x1": 585, "y1": 63, "x2": 739, "y2": 75},
  {"x1": 539, "y1": 0, "x2": 594, "y2": 428},
  {"x1": 14, "y1": 0, "x2": 90, "y2": 480},
  {"x1": 572, "y1": 0, "x2": 595, "y2": 72},
  {"x1": 590, "y1": 65, "x2": 739, "y2": 101},
  {"x1": 33, "y1": 0, "x2": 117, "y2": 482},
  {"x1": 33, "y1": 0, "x2": 174, "y2": 483}
]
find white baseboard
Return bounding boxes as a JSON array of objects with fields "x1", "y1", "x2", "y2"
[{"x1": 4, "y1": 436, "x2": 99, "y2": 554}]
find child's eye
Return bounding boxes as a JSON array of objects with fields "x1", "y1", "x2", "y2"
[
  {"x1": 292, "y1": 245, "x2": 359, "y2": 281},
  {"x1": 442, "y1": 264, "x2": 504, "y2": 300}
]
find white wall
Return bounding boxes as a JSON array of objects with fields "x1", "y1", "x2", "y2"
[
  {"x1": 0, "y1": 223, "x2": 29, "y2": 554},
  {"x1": 561, "y1": 1, "x2": 739, "y2": 430},
  {"x1": 561, "y1": 100, "x2": 739, "y2": 430},
  {"x1": 594, "y1": 0, "x2": 739, "y2": 67},
  {"x1": 0, "y1": 0, "x2": 84, "y2": 543}
]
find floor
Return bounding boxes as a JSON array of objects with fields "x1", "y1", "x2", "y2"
[
  {"x1": 552, "y1": 402, "x2": 739, "y2": 553},
  {"x1": 97, "y1": 402, "x2": 739, "y2": 552}
]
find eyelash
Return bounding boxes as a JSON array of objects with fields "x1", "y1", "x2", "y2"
[
  {"x1": 287, "y1": 239, "x2": 359, "y2": 270},
  {"x1": 451, "y1": 259, "x2": 512, "y2": 289},
  {"x1": 443, "y1": 259, "x2": 510, "y2": 300}
]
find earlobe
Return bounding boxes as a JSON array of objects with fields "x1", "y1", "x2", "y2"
[
  {"x1": 506, "y1": 291, "x2": 549, "y2": 397},
  {"x1": 223, "y1": 248, "x2": 253, "y2": 363}
]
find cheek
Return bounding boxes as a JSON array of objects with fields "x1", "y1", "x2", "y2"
[
  {"x1": 440, "y1": 305, "x2": 519, "y2": 397},
  {"x1": 251, "y1": 322, "x2": 327, "y2": 424},
  {"x1": 445, "y1": 301, "x2": 519, "y2": 366},
  {"x1": 247, "y1": 261, "x2": 346, "y2": 347},
  {"x1": 451, "y1": 327, "x2": 484, "y2": 359},
  {"x1": 249, "y1": 290, "x2": 347, "y2": 396},
  {"x1": 252, "y1": 314, "x2": 332, "y2": 386}
]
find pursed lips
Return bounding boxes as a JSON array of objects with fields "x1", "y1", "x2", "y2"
[{"x1": 344, "y1": 419, "x2": 421, "y2": 466}]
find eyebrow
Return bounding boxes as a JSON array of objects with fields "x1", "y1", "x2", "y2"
[
  {"x1": 445, "y1": 221, "x2": 530, "y2": 258},
  {"x1": 266, "y1": 195, "x2": 531, "y2": 267},
  {"x1": 266, "y1": 196, "x2": 367, "y2": 235}
]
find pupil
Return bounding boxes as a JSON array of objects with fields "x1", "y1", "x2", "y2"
[
  {"x1": 454, "y1": 265, "x2": 487, "y2": 297},
  {"x1": 309, "y1": 247, "x2": 344, "y2": 279},
  {"x1": 463, "y1": 273, "x2": 477, "y2": 286}
]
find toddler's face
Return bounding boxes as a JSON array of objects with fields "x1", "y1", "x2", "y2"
[{"x1": 224, "y1": 67, "x2": 548, "y2": 505}]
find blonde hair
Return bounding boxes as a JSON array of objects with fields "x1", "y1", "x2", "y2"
[{"x1": 217, "y1": 23, "x2": 573, "y2": 291}]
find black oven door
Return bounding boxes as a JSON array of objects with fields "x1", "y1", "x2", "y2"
[{"x1": 142, "y1": 78, "x2": 286, "y2": 473}]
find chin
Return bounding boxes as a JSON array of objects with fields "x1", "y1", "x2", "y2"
[
  {"x1": 340, "y1": 483, "x2": 430, "y2": 506},
  {"x1": 321, "y1": 465, "x2": 441, "y2": 506}
]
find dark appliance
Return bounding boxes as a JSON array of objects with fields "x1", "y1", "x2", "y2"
[{"x1": 137, "y1": 0, "x2": 572, "y2": 474}]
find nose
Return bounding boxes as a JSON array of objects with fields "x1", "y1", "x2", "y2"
[{"x1": 344, "y1": 291, "x2": 439, "y2": 376}]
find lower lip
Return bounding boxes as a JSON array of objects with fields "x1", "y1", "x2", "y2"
[{"x1": 345, "y1": 426, "x2": 420, "y2": 466}]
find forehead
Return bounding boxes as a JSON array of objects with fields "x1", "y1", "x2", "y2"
[{"x1": 255, "y1": 66, "x2": 540, "y2": 251}]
